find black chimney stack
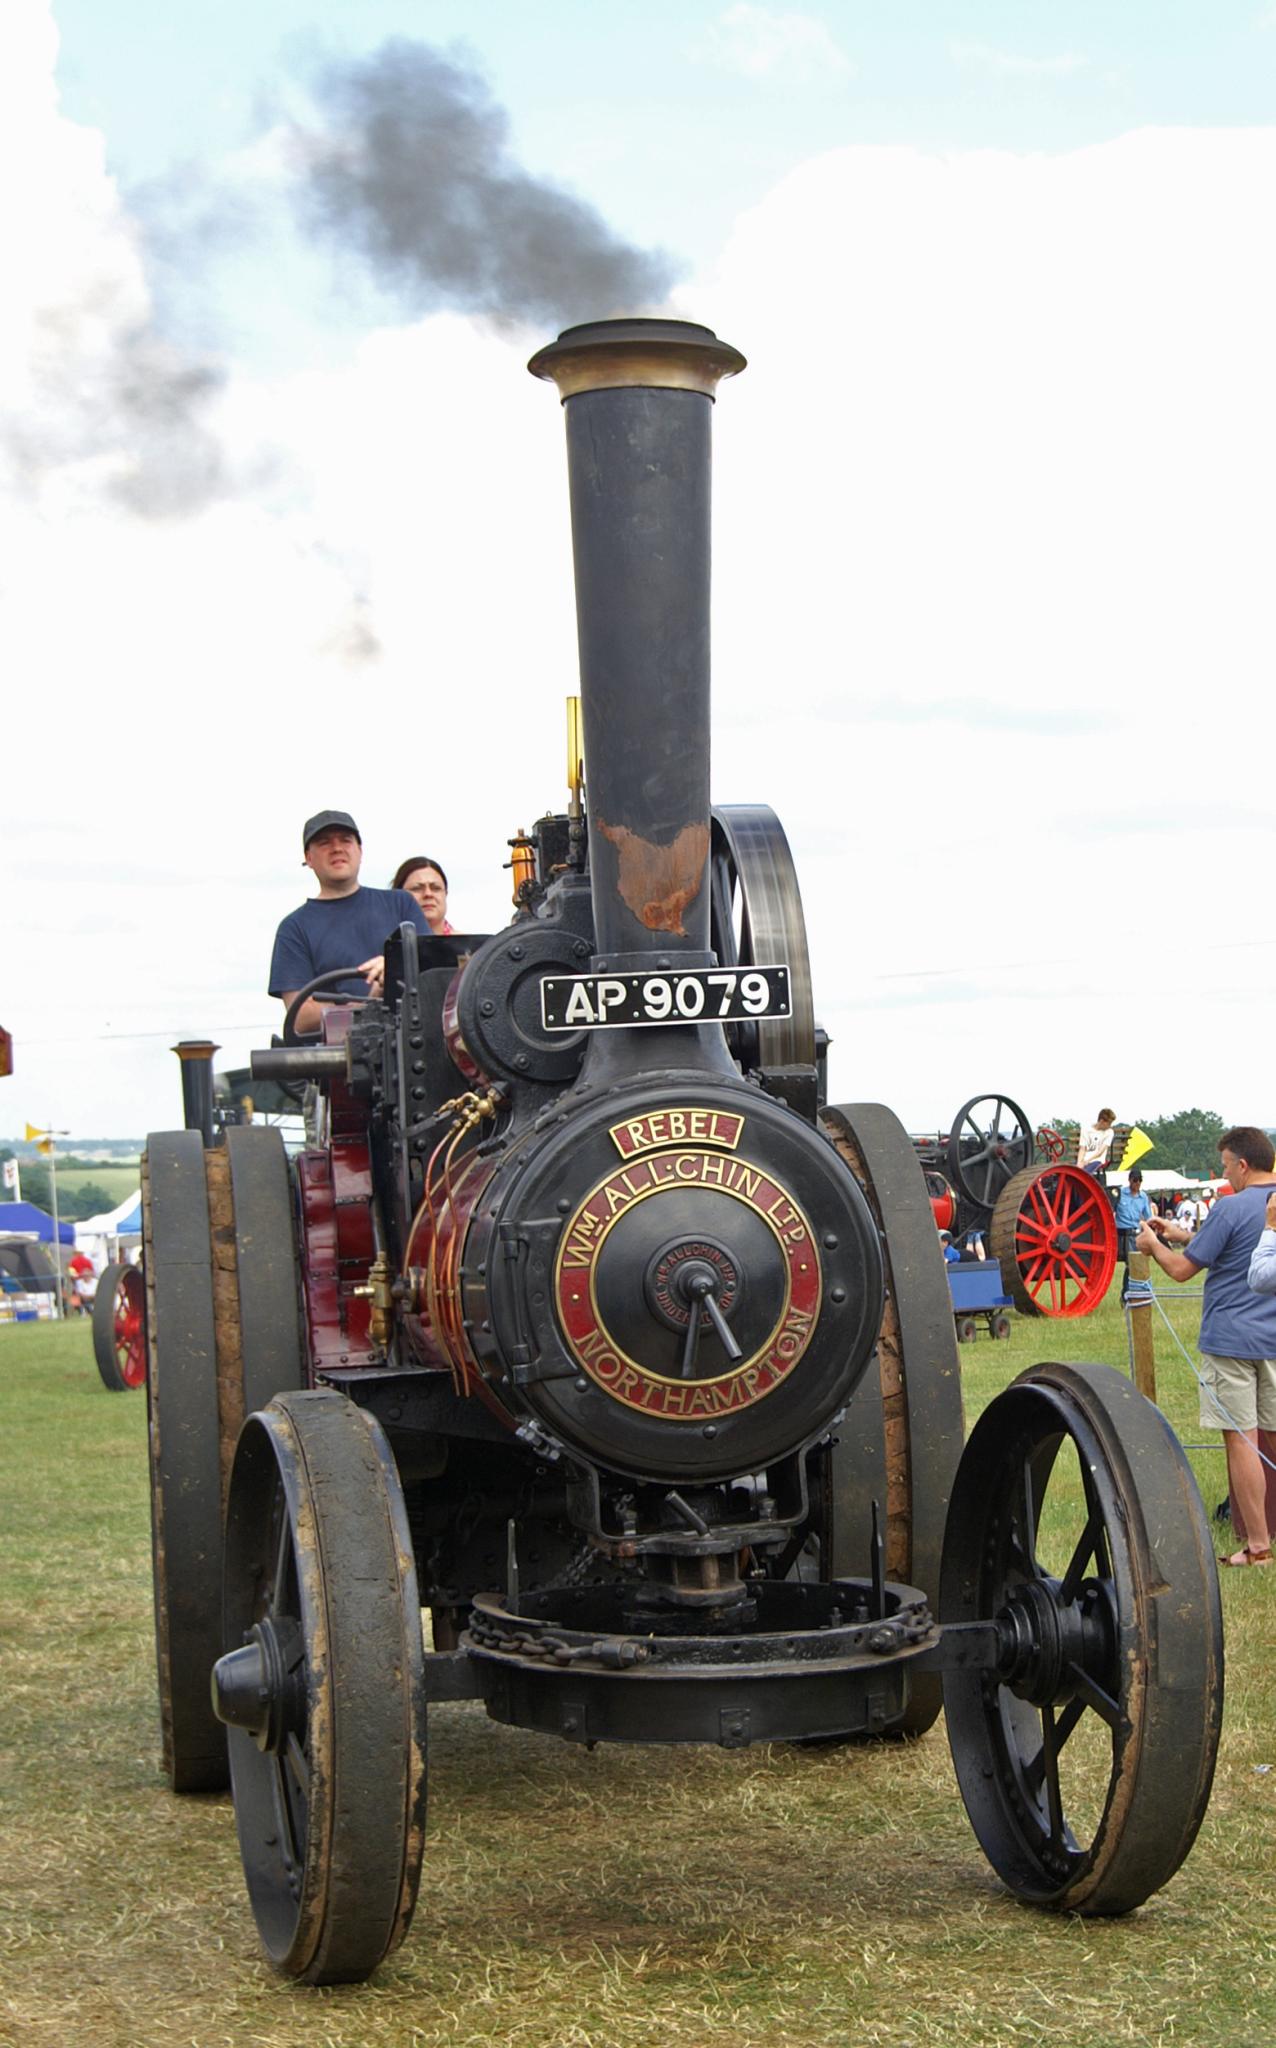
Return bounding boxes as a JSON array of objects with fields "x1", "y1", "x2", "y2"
[{"x1": 529, "y1": 319, "x2": 745, "y2": 967}]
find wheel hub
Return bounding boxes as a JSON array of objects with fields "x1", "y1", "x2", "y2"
[
  {"x1": 995, "y1": 1576, "x2": 1116, "y2": 1707},
  {"x1": 212, "y1": 1617, "x2": 306, "y2": 1753}
]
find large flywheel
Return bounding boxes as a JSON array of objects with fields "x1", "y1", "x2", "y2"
[
  {"x1": 144, "y1": 1125, "x2": 305, "y2": 1791},
  {"x1": 710, "y1": 804, "x2": 816, "y2": 1070},
  {"x1": 942, "y1": 1361, "x2": 1222, "y2": 1912},
  {"x1": 946, "y1": 1094, "x2": 1034, "y2": 1212},
  {"x1": 817, "y1": 1102, "x2": 965, "y2": 1734}
]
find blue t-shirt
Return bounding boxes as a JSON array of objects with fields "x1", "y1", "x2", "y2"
[
  {"x1": 1114, "y1": 1189, "x2": 1151, "y2": 1231},
  {"x1": 268, "y1": 887, "x2": 430, "y2": 1001},
  {"x1": 1186, "y1": 1183, "x2": 1276, "y2": 1358}
]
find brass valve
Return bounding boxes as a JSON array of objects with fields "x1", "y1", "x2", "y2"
[
  {"x1": 437, "y1": 1086, "x2": 506, "y2": 1133},
  {"x1": 351, "y1": 1253, "x2": 396, "y2": 1346}
]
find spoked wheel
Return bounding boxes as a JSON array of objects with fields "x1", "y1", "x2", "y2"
[
  {"x1": 93, "y1": 1262, "x2": 146, "y2": 1390},
  {"x1": 946, "y1": 1094, "x2": 1034, "y2": 1211},
  {"x1": 144, "y1": 1126, "x2": 305, "y2": 1792},
  {"x1": 817, "y1": 1102, "x2": 965, "y2": 1733},
  {"x1": 214, "y1": 1390, "x2": 427, "y2": 1984},
  {"x1": 709, "y1": 805, "x2": 815, "y2": 1071},
  {"x1": 990, "y1": 1164, "x2": 1117, "y2": 1318},
  {"x1": 1035, "y1": 1125, "x2": 1068, "y2": 1164},
  {"x1": 942, "y1": 1361, "x2": 1222, "y2": 1913}
]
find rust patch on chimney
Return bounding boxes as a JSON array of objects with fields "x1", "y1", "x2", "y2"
[{"x1": 595, "y1": 818, "x2": 710, "y2": 937}]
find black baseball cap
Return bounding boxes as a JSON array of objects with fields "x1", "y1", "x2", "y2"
[{"x1": 303, "y1": 809, "x2": 361, "y2": 850}]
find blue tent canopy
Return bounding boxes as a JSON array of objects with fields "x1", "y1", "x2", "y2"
[{"x1": 0, "y1": 1200, "x2": 75, "y2": 1245}]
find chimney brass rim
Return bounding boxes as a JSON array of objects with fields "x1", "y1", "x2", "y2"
[{"x1": 529, "y1": 318, "x2": 746, "y2": 400}]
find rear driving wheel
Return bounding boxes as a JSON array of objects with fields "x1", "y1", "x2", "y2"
[
  {"x1": 818, "y1": 1102, "x2": 965, "y2": 1733},
  {"x1": 990, "y1": 1165, "x2": 1117, "y2": 1318},
  {"x1": 144, "y1": 1126, "x2": 304, "y2": 1791}
]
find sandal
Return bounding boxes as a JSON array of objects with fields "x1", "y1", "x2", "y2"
[{"x1": 1219, "y1": 1544, "x2": 1272, "y2": 1566}]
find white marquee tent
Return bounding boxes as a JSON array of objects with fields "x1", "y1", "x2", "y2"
[{"x1": 75, "y1": 1189, "x2": 142, "y2": 1266}]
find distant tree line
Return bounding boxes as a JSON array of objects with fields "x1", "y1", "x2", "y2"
[{"x1": 0, "y1": 1149, "x2": 124, "y2": 1223}]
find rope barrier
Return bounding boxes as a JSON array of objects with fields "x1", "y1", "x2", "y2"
[{"x1": 1122, "y1": 1285, "x2": 1276, "y2": 1478}]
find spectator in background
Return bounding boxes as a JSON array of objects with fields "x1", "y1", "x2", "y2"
[
  {"x1": 1175, "y1": 1192, "x2": 1201, "y2": 1236},
  {"x1": 939, "y1": 1231, "x2": 960, "y2": 1264},
  {"x1": 1248, "y1": 1190, "x2": 1276, "y2": 1297},
  {"x1": 1114, "y1": 1170, "x2": 1152, "y2": 1302},
  {"x1": 1136, "y1": 1126, "x2": 1276, "y2": 1566},
  {"x1": 1079, "y1": 1107, "x2": 1117, "y2": 1179},
  {"x1": 390, "y1": 857, "x2": 454, "y2": 935},
  {"x1": 67, "y1": 1248, "x2": 96, "y2": 1314}
]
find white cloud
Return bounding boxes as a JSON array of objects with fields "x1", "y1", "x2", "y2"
[
  {"x1": 696, "y1": 5, "x2": 854, "y2": 81},
  {"x1": 950, "y1": 42, "x2": 1090, "y2": 79},
  {"x1": 3, "y1": 4, "x2": 1274, "y2": 1139},
  {"x1": 692, "y1": 128, "x2": 1276, "y2": 1125}
]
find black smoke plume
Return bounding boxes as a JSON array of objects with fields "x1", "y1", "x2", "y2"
[
  {"x1": 4, "y1": 304, "x2": 226, "y2": 521},
  {"x1": 298, "y1": 39, "x2": 678, "y2": 327}
]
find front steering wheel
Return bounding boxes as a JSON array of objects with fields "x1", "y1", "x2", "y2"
[{"x1": 283, "y1": 968, "x2": 367, "y2": 1046}]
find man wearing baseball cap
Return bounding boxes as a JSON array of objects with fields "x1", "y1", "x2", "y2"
[{"x1": 269, "y1": 811, "x2": 429, "y2": 1035}]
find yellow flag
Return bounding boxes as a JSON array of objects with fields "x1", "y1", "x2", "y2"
[
  {"x1": 36, "y1": 1138, "x2": 55, "y2": 1155},
  {"x1": 1119, "y1": 1127, "x2": 1155, "y2": 1171},
  {"x1": 24, "y1": 1121, "x2": 48, "y2": 1141}
]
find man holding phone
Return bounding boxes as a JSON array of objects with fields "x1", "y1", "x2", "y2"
[{"x1": 1136, "y1": 1126, "x2": 1276, "y2": 1566}]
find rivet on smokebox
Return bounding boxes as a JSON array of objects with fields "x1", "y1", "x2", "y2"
[
  {"x1": 830, "y1": 1286, "x2": 847, "y2": 1304},
  {"x1": 702, "y1": 1424, "x2": 717, "y2": 1438}
]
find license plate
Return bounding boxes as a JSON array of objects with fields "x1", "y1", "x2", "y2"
[{"x1": 540, "y1": 965, "x2": 791, "y2": 1032}]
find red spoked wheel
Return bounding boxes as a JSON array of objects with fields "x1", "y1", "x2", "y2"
[
  {"x1": 989, "y1": 1164, "x2": 1117, "y2": 1318},
  {"x1": 94, "y1": 1262, "x2": 147, "y2": 1390},
  {"x1": 925, "y1": 1171, "x2": 957, "y2": 1233},
  {"x1": 1035, "y1": 1125, "x2": 1069, "y2": 1164}
]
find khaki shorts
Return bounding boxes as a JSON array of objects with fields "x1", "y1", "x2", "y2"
[{"x1": 1198, "y1": 1354, "x2": 1276, "y2": 1433}]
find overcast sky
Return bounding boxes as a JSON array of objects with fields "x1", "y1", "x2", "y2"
[{"x1": 3, "y1": 1, "x2": 1275, "y2": 1143}]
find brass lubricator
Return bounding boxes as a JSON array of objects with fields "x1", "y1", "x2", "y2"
[{"x1": 507, "y1": 827, "x2": 536, "y2": 906}]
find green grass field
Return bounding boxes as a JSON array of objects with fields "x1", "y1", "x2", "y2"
[
  {"x1": 1, "y1": 1288, "x2": 1272, "y2": 2048},
  {"x1": 43, "y1": 1164, "x2": 140, "y2": 1205}
]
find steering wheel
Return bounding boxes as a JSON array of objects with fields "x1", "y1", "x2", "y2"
[{"x1": 283, "y1": 968, "x2": 367, "y2": 1047}]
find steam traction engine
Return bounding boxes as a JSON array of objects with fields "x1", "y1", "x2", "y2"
[
  {"x1": 142, "y1": 321, "x2": 1222, "y2": 1985},
  {"x1": 916, "y1": 1094, "x2": 1118, "y2": 1317}
]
